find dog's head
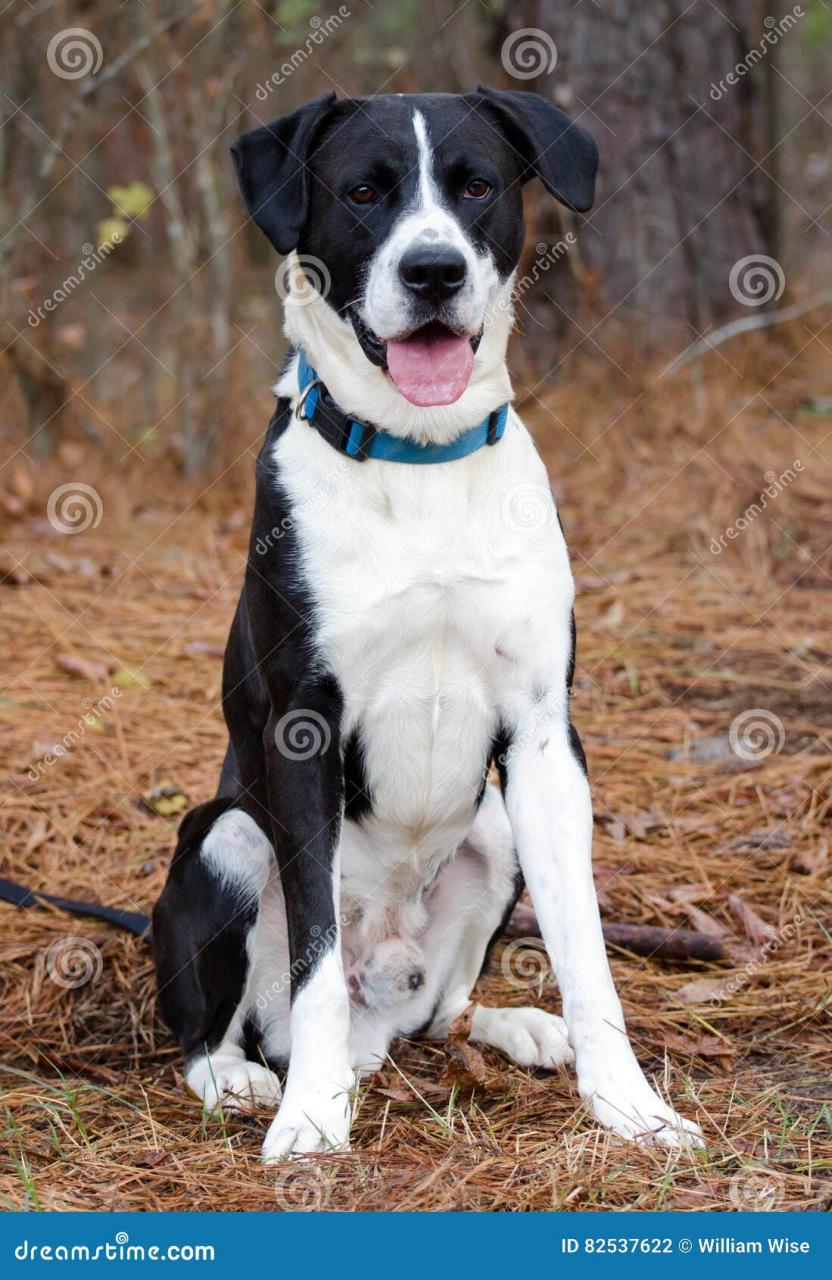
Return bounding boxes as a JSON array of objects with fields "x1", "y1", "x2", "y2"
[{"x1": 232, "y1": 89, "x2": 597, "y2": 410}]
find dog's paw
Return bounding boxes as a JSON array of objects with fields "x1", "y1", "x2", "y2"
[
  {"x1": 261, "y1": 1078, "x2": 353, "y2": 1162},
  {"x1": 473, "y1": 1005, "x2": 575, "y2": 1070},
  {"x1": 186, "y1": 1055, "x2": 282, "y2": 1113},
  {"x1": 581, "y1": 1074, "x2": 704, "y2": 1150}
]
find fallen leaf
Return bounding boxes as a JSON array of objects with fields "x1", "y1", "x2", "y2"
[
  {"x1": 142, "y1": 782, "x2": 187, "y2": 817},
  {"x1": 790, "y1": 839, "x2": 827, "y2": 875},
  {"x1": 727, "y1": 894, "x2": 773, "y2": 947},
  {"x1": 731, "y1": 828, "x2": 790, "y2": 853},
  {"x1": 682, "y1": 904, "x2": 732, "y2": 939},
  {"x1": 9, "y1": 464, "x2": 33, "y2": 501},
  {"x1": 0, "y1": 564, "x2": 32, "y2": 586},
  {"x1": 183, "y1": 640, "x2": 224, "y2": 658},
  {"x1": 56, "y1": 323, "x2": 87, "y2": 350},
  {"x1": 442, "y1": 1039, "x2": 492, "y2": 1092},
  {"x1": 664, "y1": 1031, "x2": 734, "y2": 1066},
  {"x1": 675, "y1": 976, "x2": 731, "y2": 1007},
  {"x1": 600, "y1": 600, "x2": 625, "y2": 628},
  {"x1": 55, "y1": 653, "x2": 107, "y2": 681},
  {"x1": 669, "y1": 735, "x2": 734, "y2": 763},
  {"x1": 113, "y1": 666, "x2": 150, "y2": 690},
  {"x1": 132, "y1": 1151, "x2": 170, "y2": 1168}
]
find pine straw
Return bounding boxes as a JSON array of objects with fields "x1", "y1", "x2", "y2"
[{"x1": 1, "y1": 331, "x2": 831, "y2": 1212}]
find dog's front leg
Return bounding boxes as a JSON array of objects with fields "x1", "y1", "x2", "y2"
[
  {"x1": 503, "y1": 713, "x2": 703, "y2": 1148},
  {"x1": 260, "y1": 685, "x2": 353, "y2": 1161}
]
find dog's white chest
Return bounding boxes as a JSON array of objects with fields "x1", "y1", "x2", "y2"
[{"x1": 275, "y1": 414, "x2": 573, "y2": 910}]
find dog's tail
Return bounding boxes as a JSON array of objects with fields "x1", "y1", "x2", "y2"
[{"x1": 0, "y1": 875, "x2": 151, "y2": 940}]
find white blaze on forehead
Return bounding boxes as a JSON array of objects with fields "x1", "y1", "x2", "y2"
[{"x1": 412, "y1": 109, "x2": 440, "y2": 215}]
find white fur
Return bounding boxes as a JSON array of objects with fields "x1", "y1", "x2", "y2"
[{"x1": 201, "y1": 810, "x2": 271, "y2": 900}]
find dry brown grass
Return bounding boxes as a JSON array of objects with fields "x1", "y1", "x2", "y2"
[{"x1": 1, "y1": 328, "x2": 831, "y2": 1211}]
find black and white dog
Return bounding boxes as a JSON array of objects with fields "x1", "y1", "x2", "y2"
[{"x1": 153, "y1": 88, "x2": 703, "y2": 1160}]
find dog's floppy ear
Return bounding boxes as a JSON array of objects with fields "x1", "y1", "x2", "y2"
[
  {"x1": 476, "y1": 86, "x2": 598, "y2": 213},
  {"x1": 231, "y1": 93, "x2": 337, "y2": 254}
]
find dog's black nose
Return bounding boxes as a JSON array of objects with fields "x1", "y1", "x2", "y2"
[{"x1": 399, "y1": 246, "x2": 466, "y2": 304}]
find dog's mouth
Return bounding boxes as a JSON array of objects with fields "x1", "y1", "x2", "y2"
[{"x1": 350, "y1": 311, "x2": 482, "y2": 408}]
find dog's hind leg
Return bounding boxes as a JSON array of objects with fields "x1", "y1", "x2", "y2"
[{"x1": 152, "y1": 800, "x2": 282, "y2": 1113}]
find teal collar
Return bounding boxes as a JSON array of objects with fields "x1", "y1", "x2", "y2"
[{"x1": 296, "y1": 351, "x2": 508, "y2": 464}]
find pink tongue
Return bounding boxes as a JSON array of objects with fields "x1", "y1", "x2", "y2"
[{"x1": 386, "y1": 330, "x2": 474, "y2": 406}]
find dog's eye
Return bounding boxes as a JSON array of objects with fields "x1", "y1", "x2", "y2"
[
  {"x1": 464, "y1": 178, "x2": 492, "y2": 200},
  {"x1": 349, "y1": 184, "x2": 378, "y2": 206}
]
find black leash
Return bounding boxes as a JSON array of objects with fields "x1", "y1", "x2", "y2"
[{"x1": 0, "y1": 875, "x2": 151, "y2": 941}]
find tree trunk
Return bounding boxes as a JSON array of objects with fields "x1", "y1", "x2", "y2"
[{"x1": 500, "y1": 0, "x2": 782, "y2": 367}]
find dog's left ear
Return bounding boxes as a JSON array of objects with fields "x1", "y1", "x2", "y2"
[
  {"x1": 231, "y1": 92, "x2": 337, "y2": 254},
  {"x1": 476, "y1": 86, "x2": 598, "y2": 213}
]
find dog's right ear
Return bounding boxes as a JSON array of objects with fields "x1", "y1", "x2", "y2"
[{"x1": 231, "y1": 93, "x2": 336, "y2": 255}]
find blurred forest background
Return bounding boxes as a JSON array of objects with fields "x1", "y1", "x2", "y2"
[{"x1": 1, "y1": 0, "x2": 829, "y2": 479}]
